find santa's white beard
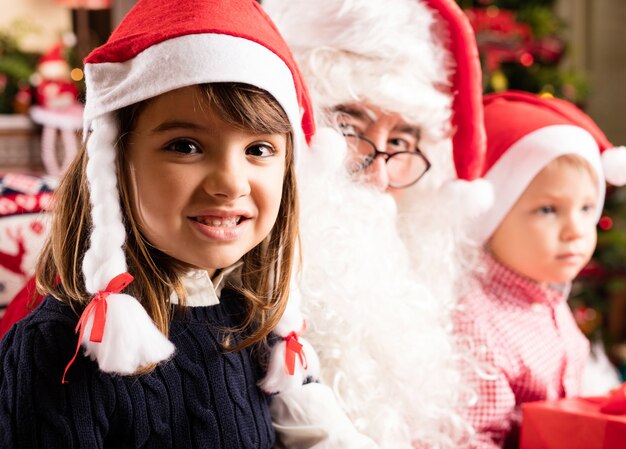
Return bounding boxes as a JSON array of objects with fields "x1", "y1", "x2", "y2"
[
  {"x1": 296, "y1": 128, "x2": 471, "y2": 448},
  {"x1": 395, "y1": 183, "x2": 481, "y2": 313},
  {"x1": 395, "y1": 137, "x2": 486, "y2": 307}
]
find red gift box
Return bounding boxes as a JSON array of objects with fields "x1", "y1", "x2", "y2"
[{"x1": 520, "y1": 397, "x2": 626, "y2": 449}]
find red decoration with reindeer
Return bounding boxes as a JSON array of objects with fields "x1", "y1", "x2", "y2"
[{"x1": 0, "y1": 174, "x2": 55, "y2": 324}]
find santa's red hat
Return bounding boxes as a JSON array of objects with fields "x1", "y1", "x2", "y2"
[
  {"x1": 263, "y1": 0, "x2": 485, "y2": 181},
  {"x1": 423, "y1": 0, "x2": 485, "y2": 180},
  {"x1": 473, "y1": 90, "x2": 626, "y2": 244},
  {"x1": 75, "y1": 0, "x2": 317, "y2": 383}
]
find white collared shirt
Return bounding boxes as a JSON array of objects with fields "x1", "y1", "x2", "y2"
[{"x1": 169, "y1": 262, "x2": 242, "y2": 307}]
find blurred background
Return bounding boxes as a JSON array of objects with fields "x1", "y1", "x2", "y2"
[{"x1": 0, "y1": 0, "x2": 625, "y2": 378}]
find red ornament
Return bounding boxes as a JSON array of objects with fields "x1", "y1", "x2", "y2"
[
  {"x1": 519, "y1": 52, "x2": 534, "y2": 67},
  {"x1": 599, "y1": 216, "x2": 614, "y2": 231}
]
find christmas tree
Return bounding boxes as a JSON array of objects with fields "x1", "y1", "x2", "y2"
[
  {"x1": 0, "y1": 21, "x2": 41, "y2": 114},
  {"x1": 457, "y1": 0, "x2": 587, "y2": 102}
]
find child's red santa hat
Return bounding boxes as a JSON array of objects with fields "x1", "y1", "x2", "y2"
[
  {"x1": 72, "y1": 0, "x2": 318, "y2": 386},
  {"x1": 473, "y1": 90, "x2": 626, "y2": 244},
  {"x1": 263, "y1": 0, "x2": 486, "y2": 184}
]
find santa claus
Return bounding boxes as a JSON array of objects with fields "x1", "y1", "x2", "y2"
[{"x1": 263, "y1": 0, "x2": 492, "y2": 448}]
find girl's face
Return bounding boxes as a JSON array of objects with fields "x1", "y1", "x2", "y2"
[
  {"x1": 488, "y1": 161, "x2": 598, "y2": 284},
  {"x1": 127, "y1": 86, "x2": 287, "y2": 276}
]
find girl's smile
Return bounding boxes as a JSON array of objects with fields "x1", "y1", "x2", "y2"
[{"x1": 189, "y1": 209, "x2": 252, "y2": 241}]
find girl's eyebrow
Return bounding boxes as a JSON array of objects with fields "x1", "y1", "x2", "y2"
[{"x1": 151, "y1": 120, "x2": 205, "y2": 134}]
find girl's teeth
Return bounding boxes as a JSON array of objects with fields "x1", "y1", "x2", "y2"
[{"x1": 198, "y1": 217, "x2": 240, "y2": 227}]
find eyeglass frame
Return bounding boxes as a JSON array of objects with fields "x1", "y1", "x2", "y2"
[{"x1": 342, "y1": 132, "x2": 432, "y2": 189}]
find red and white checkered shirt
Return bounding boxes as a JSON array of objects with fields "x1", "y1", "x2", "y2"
[{"x1": 455, "y1": 253, "x2": 590, "y2": 449}]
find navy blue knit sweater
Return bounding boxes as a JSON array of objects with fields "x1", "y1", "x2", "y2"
[{"x1": 0, "y1": 289, "x2": 274, "y2": 448}]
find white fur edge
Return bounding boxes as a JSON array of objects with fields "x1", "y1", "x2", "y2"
[
  {"x1": 602, "y1": 146, "x2": 626, "y2": 186},
  {"x1": 84, "y1": 33, "x2": 304, "y2": 159},
  {"x1": 439, "y1": 178, "x2": 495, "y2": 220},
  {"x1": 81, "y1": 293, "x2": 175, "y2": 374},
  {"x1": 308, "y1": 126, "x2": 349, "y2": 169}
]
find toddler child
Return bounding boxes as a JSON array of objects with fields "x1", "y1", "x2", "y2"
[{"x1": 457, "y1": 90, "x2": 626, "y2": 449}]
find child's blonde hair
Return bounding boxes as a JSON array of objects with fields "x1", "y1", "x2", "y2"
[
  {"x1": 36, "y1": 82, "x2": 298, "y2": 353},
  {"x1": 547, "y1": 153, "x2": 598, "y2": 186}
]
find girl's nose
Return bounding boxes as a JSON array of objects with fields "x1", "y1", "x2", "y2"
[{"x1": 204, "y1": 150, "x2": 251, "y2": 199}]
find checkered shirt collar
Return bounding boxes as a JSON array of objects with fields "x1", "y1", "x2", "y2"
[{"x1": 478, "y1": 251, "x2": 569, "y2": 307}]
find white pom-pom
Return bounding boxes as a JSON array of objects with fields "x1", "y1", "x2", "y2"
[
  {"x1": 273, "y1": 284, "x2": 305, "y2": 336},
  {"x1": 440, "y1": 178, "x2": 495, "y2": 219},
  {"x1": 307, "y1": 126, "x2": 348, "y2": 172},
  {"x1": 82, "y1": 293, "x2": 175, "y2": 374},
  {"x1": 258, "y1": 336, "x2": 320, "y2": 395},
  {"x1": 602, "y1": 146, "x2": 626, "y2": 186},
  {"x1": 258, "y1": 280, "x2": 321, "y2": 394}
]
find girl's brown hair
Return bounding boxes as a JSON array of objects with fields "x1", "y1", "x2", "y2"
[{"x1": 36, "y1": 82, "x2": 298, "y2": 356}]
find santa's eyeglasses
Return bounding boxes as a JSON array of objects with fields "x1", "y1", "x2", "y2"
[{"x1": 342, "y1": 133, "x2": 431, "y2": 189}]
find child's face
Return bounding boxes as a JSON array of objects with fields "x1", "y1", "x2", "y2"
[
  {"x1": 488, "y1": 161, "x2": 598, "y2": 284},
  {"x1": 126, "y1": 86, "x2": 287, "y2": 275}
]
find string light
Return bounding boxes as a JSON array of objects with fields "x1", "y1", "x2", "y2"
[
  {"x1": 70, "y1": 68, "x2": 84, "y2": 82},
  {"x1": 490, "y1": 70, "x2": 508, "y2": 92}
]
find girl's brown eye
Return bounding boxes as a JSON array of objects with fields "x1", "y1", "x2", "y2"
[
  {"x1": 246, "y1": 143, "x2": 275, "y2": 157},
  {"x1": 165, "y1": 139, "x2": 201, "y2": 154}
]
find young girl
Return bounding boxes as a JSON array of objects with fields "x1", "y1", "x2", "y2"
[
  {"x1": 456, "y1": 91, "x2": 626, "y2": 449},
  {"x1": 0, "y1": 0, "x2": 356, "y2": 447}
]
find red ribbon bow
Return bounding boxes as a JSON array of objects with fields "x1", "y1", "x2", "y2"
[
  {"x1": 600, "y1": 383, "x2": 626, "y2": 414},
  {"x1": 62, "y1": 272, "x2": 134, "y2": 384},
  {"x1": 284, "y1": 331, "x2": 308, "y2": 376}
]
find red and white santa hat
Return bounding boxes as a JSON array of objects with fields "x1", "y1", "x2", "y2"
[
  {"x1": 39, "y1": 44, "x2": 66, "y2": 67},
  {"x1": 263, "y1": 0, "x2": 486, "y2": 182},
  {"x1": 73, "y1": 0, "x2": 318, "y2": 385},
  {"x1": 473, "y1": 90, "x2": 626, "y2": 244}
]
